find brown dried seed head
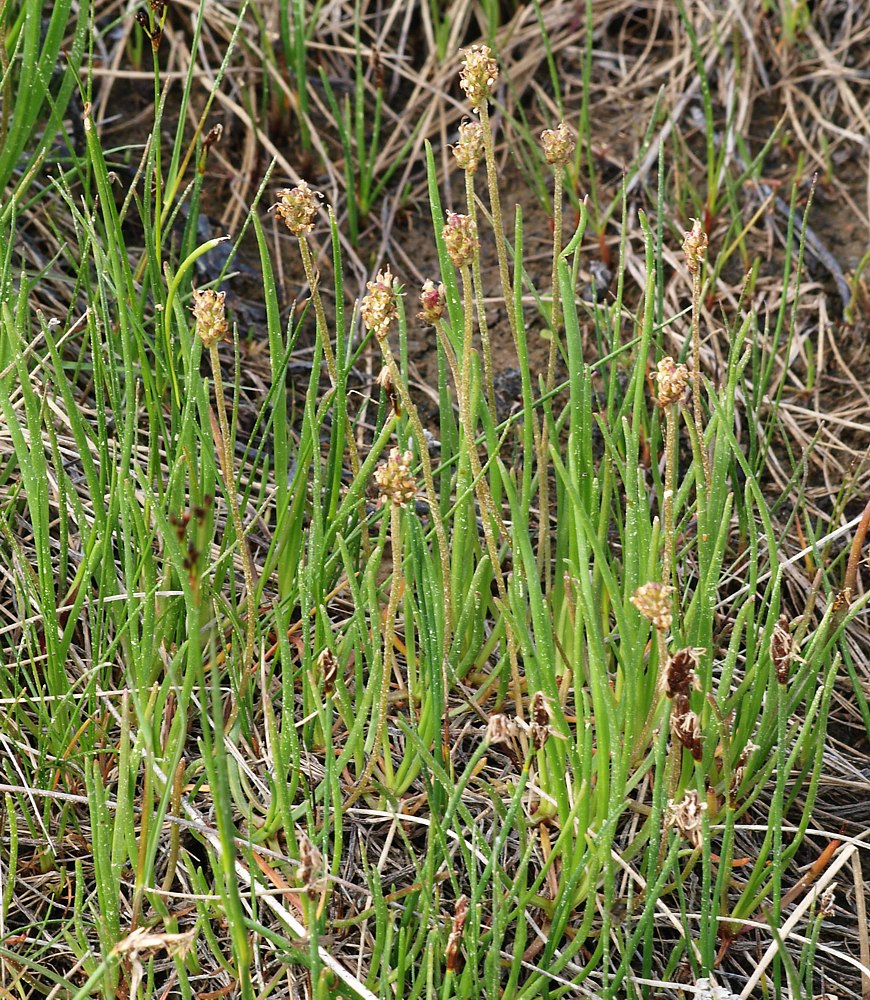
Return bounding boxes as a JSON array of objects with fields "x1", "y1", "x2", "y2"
[
  {"x1": 540, "y1": 122, "x2": 575, "y2": 166},
  {"x1": 418, "y1": 279, "x2": 447, "y2": 324},
  {"x1": 274, "y1": 181, "x2": 321, "y2": 236},
  {"x1": 374, "y1": 447, "x2": 416, "y2": 507},
  {"x1": 819, "y1": 883, "x2": 837, "y2": 918},
  {"x1": 770, "y1": 614, "x2": 794, "y2": 684},
  {"x1": 664, "y1": 647, "x2": 704, "y2": 699},
  {"x1": 316, "y1": 648, "x2": 338, "y2": 696},
  {"x1": 459, "y1": 45, "x2": 499, "y2": 111},
  {"x1": 682, "y1": 218, "x2": 708, "y2": 274},
  {"x1": 631, "y1": 582, "x2": 674, "y2": 631},
  {"x1": 445, "y1": 895, "x2": 469, "y2": 972},
  {"x1": 485, "y1": 713, "x2": 513, "y2": 745},
  {"x1": 191, "y1": 288, "x2": 229, "y2": 348},
  {"x1": 665, "y1": 789, "x2": 705, "y2": 849},
  {"x1": 296, "y1": 829, "x2": 323, "y2": 897},
  {"x1": 655, "y1": 356, "x2": 690, "y2": 407},
  {"x1": 453, "y1": 119, "x2": 485, "y2": 173},
  {"x1": 671, "y1": 701, "x2": 703, "y2": 761},
  {"x1": 442, "y1": 213, "x2": 478, "y2": 268},
  {"x1": 361, "y1": 266, "x2": 400, "y2": 339}
]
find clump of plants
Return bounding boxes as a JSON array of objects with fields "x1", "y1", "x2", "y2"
[{"x1": 1, "y1": 24, "x2": 868, "y2": 1000}]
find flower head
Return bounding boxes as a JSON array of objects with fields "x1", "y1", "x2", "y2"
[
  {"x1": 453, "y1": 119, "x2": 485, "y2": 172},
  {"x1": 374, "y1": 447, "x2": 416, "y2": 507},
  {"x1": 631, "y1": 582, "x2": 674, "y2": 631},
  {"x1": 274, "y1": 181, "x2": 321, "y2": 236},
  {"x1": 682, "y1": 218, "x2": 708, "y2": 274},
  {"x1": 442, "y1": 213, "x2": 478, "y2": 268},
  {"x1": 417, "y1": 279, "x2": 447, "y2": 324},
  {"x1": 459, "y1": 45, "x2": 499, "y2": 111},
  {"x1": 361, "y1": 266, "x2": 400, "y2": 340},
  {"x1": 664, "y1": 647, "x2": 704, "y2": 699},
  {"x1": 191, "y1": 288, "x2": 229, "y2": 348},
  {"x1": 665, "y1": 789, "x2": 705, "y2": 849},
  {"x1": 655, "y1": 356, "x2": 690, "y2": 407},
  {"x1": 540, "y1": 122, "x2": 575, "y2": 166}
]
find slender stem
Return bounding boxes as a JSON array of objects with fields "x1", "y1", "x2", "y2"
[
  {"x1": 691, "y1": 267, "x2": 711, "y2": 495},
  {"x1": 663, "y1": 403, "x2": 677, "y2": 595},
  {"x1": 537, "y1": 167, "x2": 565, "y2": 591},
  {"x1": 479, "y1": 103, "x2": 519, "y2": 351},
  {"x1": 464, "y1": 169, "x2": 495, "y2": 415},
  {"x1": 210, "y1": 341, "x2": 257, "y2": 700},
  {"x1": 379, "y1": 340, "x2": 453, "y2": 642},
  {"x1": 456, "y1": 262, "x2": 523, "y2": 717},
  {"x1": 298, "y1": 233, "x2": 367, "y2": 552}
]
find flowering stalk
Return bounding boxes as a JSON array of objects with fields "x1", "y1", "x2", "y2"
[
  {"x1": 460, "y1": 47, "x2": 519, "y2": 354},
  {"x1": 193, "y1": 289, "x2": 256, "y2": 700},
  {"x1": 454, "y1": 119, "x2": 495, "y2": 414},
  {"x1": 344, "y1": 452, "x2": 413, "y2": 806},
  {"x1": 656, "y1": 356, "x2": 689, "y2": 593},
  {"x1": 364, "y1": 269, "x2": 453, "y2": 641},
  {"x1": 682, "y1": 219, "x2": 711, "y2": 495},
  {"x1": 537, "y1": 122, "x2": 575, "y2": 590},
  {"x1": 443, "y1": 211, "x2": 522, "y2": 713}
]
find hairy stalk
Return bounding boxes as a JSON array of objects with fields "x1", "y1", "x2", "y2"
[
  {"x1": 479, "y1": 103, "x2": 519, "y2": 349},
  {"x1": 457, "y1": 262, "x2": 522, "y2": 716},
  {"x1": 690, "y1": 267, "x2": 710, "y2": 494},
  {"x1": 464, "y1": 169, "x2": 495, "y2": 415},
  {"x1": 210, "y1": 340, "x2": 256, "y2": 700},
  {"x1": 663, "y1": 403, "x2": 677, "y2": 592},
  {"x1": 297, "y1": 232, "x2": 368, "y2": 552},
  {"x1": 683, "y1": 220, "x2": 711, "y2": 495},
  {"x1": 345, "y1": 502, "x2": 403, "y2": 807},
  {"x1": 379, "y1": 341, "x2": 453, "y2": 641},
  {"x1": 537, "y1": 163, "x2": 566, "y2": 590}
]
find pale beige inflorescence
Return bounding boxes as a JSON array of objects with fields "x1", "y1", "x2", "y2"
[
  {"x1": 656, "y1": 356, "x2": 690, "y2": 407},
  {"x1": 540, "y1": 122, "x2": 575, "y2": 166},
  {"x1": 192, "y1": 288, "x2": 229, "y2": 348},
  {"x1": 374, "y1": 447, "x2": 417, "y2": 508},
  {"x1": 682, "y1": 217, "x2": 708, "y2": 274},
  {"x1": 665, "y1": 789, "x2": 706, "y2": 849},
  {"x1": 360, "y1": 266, "x2": 400, "y2": 340},
  {"x1": 442, "y1": 213, "x2": 478, "y2": 268},
  {"x1": 459, "y1": 44, "x2": 499, "y2": 111},
  {"x1": 417, "y1": 279, "x2": 447, "y2": 324},
  {"x1": 453, "y1": 119, "x2": 485, "y2": 173},
  {"x1": 630, "y1": 582, "x2": 674, "y2": 631},
  {"x1": 274, "y1": 181, "x2": 321, "y2": 236}
]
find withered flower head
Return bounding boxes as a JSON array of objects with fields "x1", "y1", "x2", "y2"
[
  {"x1": 671, "y1": 702, "x2": 703, "y2": 761},
  {"x1": 316, "y1": 648, "x2": 338, "y2": 696},
  {"x1": 664, "y1": 647, "x2": 704, "y2": 699},
  {"x1": 655, "y1": 356, "x2": 690, "y2": 407},
  {"x1": 442, "y1": 213, "x2": 478, "y2": 268},
  {"x1": 770, "y1": 614, "x2": 797, "y2": 685},
  {"x1": 529, "y1": 691, "x2": 554, "y2": 751},
  {"x1": 630, "y1": 582, "x2": 674, "y2": 631},
  {"x1": 665, "y1": 789, "x2": 705, "y2": 849},
  {"x1": 361, "y1": 266, "x2": 400, "y2": 340},
  {"x1": 682, "y1": 218, "x2": 708, "y2": 274},
  {"x1": 295, "y1": 829, "x2": 323, "y2": 898},
  {"x1": 274, "y1": 181, "x2": 321, "y2": 236},
  {"x1": 453, "y1": 119, "x2": 485, "y2": 172},
  {"x1": 459, "y1": 45, "x2": 499, "y2": 112},
  {"x1": 540, "y1": 122, "x2": 575, "y2": 166},
  {"x1": 445, "y1": 896, "x2": 469, "y2": 973},
  {"x1": 191, "y1": 288, "x2": 229, "y2": 348},
  {"x1": 418, "y1": 279, "x2": 447, "y2": 324},
  {"x1": 485, "y1": 713, "x2": 514, "y2": 745},
  {"x1": 374, "y1": 447, "x2": 416, "y2": 507}
]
